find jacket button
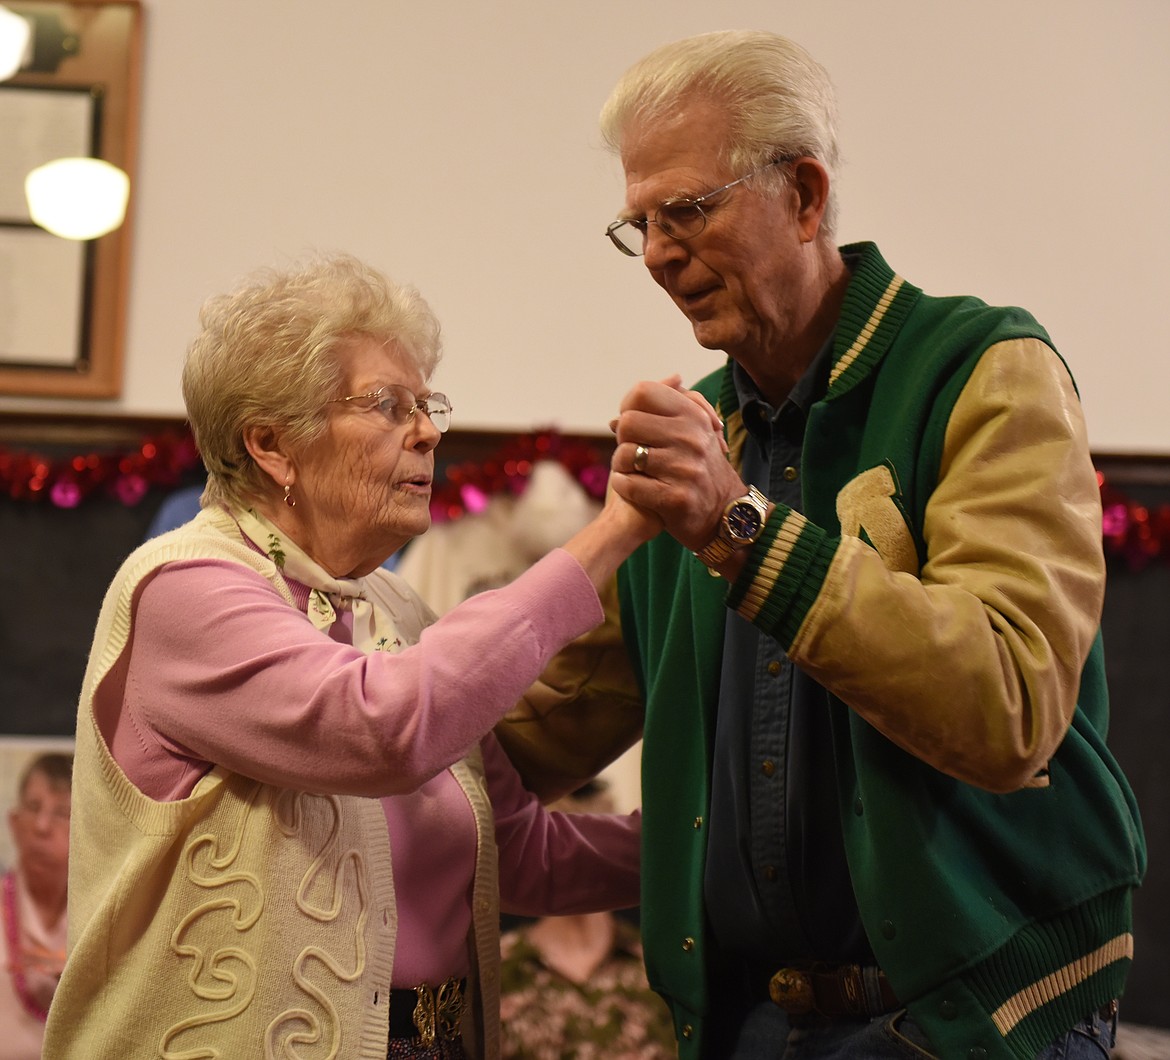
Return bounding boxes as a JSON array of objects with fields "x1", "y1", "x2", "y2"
[
  {"x1": 693, "y1": 816, "x2": 703, "y2": 829},
  {"x1": 682, "y1": 937, "x2": 695, "y2": 952},
  {"x1": 681, "y1": 1024, "x2": 693, "y2": 1039},
  {"x1": 939, "y1": 1000, "x2": 958, "y2": 1020},
  {"x1": 881, "y1": 920, "x2": 896, "y2": 939},
  {"x1": 967, "y1": 1049, "x2": 988, "y2": 1059}
]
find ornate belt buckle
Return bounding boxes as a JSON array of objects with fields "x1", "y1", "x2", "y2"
[
  {"x1": 412, "y1": 976, "x2": 465, "y2": 1046},
  {"x1": 769, "y1": 967, "x2": 815, "y2": 1015}
]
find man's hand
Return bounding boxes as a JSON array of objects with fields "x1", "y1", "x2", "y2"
[{"x1": 609, "y1": 376, "x2": 747, "y2": 552}]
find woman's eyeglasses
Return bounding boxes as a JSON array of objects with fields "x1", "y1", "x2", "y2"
[{"x1": 329, "y1": 384, "x2": 453, "y2": 433}]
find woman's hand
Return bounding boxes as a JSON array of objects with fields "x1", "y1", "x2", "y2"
[{"x1": 602, "y1": 472, "x2": 663, "y2": 547}]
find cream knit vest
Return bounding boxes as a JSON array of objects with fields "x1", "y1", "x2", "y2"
[{"x1": 43, "y1": 507, "x2": 502, "y2": 1059}]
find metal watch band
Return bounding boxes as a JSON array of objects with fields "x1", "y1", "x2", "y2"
[
  {"x1": 694, "y1": 534, "x2": 737, "y2": 568},
  {"x1": 693, "y1": 485, "x2": 769, "y2": 568}
]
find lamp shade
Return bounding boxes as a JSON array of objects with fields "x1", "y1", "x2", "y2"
[
  {"x1": 25, "y1": 157, "x2": 130, "y2": 240},
  {"x1": 0, "y1": 5, "x2": 32, "y2": 81}
]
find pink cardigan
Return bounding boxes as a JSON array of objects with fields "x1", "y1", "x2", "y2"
[{"x1": 96, "y1": 546, "x2": 640, "y2": 989}]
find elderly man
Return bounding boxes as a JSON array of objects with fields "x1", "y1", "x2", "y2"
[{"x1": 498, "y1": 29, "x2": 1145, "y2": 1060}]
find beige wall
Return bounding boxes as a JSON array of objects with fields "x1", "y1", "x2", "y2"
[{"x1": 2, "y1": 0, "x2": 1167, "y2": 454}]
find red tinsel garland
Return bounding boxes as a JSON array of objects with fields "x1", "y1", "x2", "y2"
[
  {"x1": 0, "y1": 427, "x2": 1166, "y2": 571},
  {"x1": 0, "y1": 427, "x2": 200, "y2": 508},
  {"x1": 429, "y1": 430, "x2": 611, "y2": 524},
  {"x1": 1099, "y1": 472, "x2": 1170, "y2": 572}
]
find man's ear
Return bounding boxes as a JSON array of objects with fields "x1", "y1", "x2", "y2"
[
  {"x1": 791, "y1": 157, "x2": 832, "y2": 244},
  {"x1": 243, "y1": 424, "x2": 294, "y2": 490}
]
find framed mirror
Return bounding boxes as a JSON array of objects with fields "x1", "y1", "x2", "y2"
[{"x1": 0, "y1": 0, "x2": 142, "y2": 398}]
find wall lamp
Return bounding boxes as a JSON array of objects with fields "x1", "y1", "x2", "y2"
[
  {"x1": 26, "y1": 156, "x2": 130, "y2": 239},
  {"x1": 0, "y1": 4, "x2": 79, "y2": 79},
  {"x1": 0, "y1": 5, "x2": 32, "y2": 79},
  {"x1": 2, "y1": 4, "x2": 130, "y2": 240}
]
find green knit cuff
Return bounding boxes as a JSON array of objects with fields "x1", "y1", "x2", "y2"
[
  {"x1": 966, "y1": 888, "x2": 1133, "y2": 1058},
  {"x1": 727, "y1": 505, "x2": 836, "y2": 649}
]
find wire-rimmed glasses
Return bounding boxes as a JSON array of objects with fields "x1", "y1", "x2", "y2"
[
  {"x1": 329, "y1": 384, "x2": 453, "y2": 433},
  {"x1": 605, "y1": 157, "x2": 793, "y2": 257}
]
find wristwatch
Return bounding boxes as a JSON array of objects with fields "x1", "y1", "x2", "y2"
[{"x1": 694, "y1": 485, "x2": 770, "y2": 568}]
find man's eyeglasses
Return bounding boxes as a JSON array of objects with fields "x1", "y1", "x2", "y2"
[
  {"x1": 605, "y1": 157, "x2": 793, "y2": 257},
  {"x1": 329, "y1": 384, "x2": 453, "y2": 433}
]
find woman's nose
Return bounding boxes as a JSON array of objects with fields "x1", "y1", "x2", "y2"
[{"x1": 409, "y1": 410, "x2": 442, "y2": 450}]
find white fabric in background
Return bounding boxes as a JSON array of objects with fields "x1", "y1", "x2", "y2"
[
  {"x1": 398, "y1": 460, "x2": 644, "y2": 812},
  {"x1": 399, "y1": 461, "x2": 600, "y2": 615}
]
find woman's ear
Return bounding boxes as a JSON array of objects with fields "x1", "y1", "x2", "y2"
[
  {"x1": 243, "y1": 424, "x2": 294, "y2": 490},
  {"x1": 791, "y1": 157, "x2": 832, "y2": 244}
]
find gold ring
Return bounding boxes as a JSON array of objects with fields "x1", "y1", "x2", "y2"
[{"x1": 633, "y1": 444, "x2": 650, "y2": 473}]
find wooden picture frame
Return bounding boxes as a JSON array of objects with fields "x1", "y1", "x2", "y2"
[{"x1": 0, "y1": 0, "x2": 142, "y2": 398}]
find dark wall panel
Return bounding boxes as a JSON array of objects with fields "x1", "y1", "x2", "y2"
[{"x1": 0, "y1": 421, "x2": 1165, "y2": 1025}]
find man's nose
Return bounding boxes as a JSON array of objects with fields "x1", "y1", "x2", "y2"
[{"x1": 642, "y1": 223, "x2": 688, "y2": 270}]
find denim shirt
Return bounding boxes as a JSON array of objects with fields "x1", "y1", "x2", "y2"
[{"x1": 703, "y1": 344, "x2": 875, "y2": 971}]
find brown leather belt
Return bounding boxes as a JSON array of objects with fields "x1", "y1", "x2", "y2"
[{"x1": 768, "y1": 964, "x2": 900, "y2": 1019}]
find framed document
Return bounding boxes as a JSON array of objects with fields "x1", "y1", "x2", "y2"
[{"x1": 0, "y1": 85, "x2": 95, "y2": 369}]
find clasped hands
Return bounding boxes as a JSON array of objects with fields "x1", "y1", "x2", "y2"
[{"x1": 606, "y1": 375, "x2": 749, "y2": 553}]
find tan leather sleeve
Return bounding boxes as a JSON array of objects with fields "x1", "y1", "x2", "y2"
[
  {"x1": 789, "y1": 339, "x2": 1105, "y2": 792},
  {"x1": 494, "y1": 575, "x2": 645, "y2": 802}
]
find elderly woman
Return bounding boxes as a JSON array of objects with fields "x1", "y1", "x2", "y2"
[{"x1": 44, "y1": 255, "x2": 656, "y2": 1060}]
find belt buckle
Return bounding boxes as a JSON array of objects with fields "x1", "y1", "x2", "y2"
[
  {"x1": 769, "y1": 967, "x2": 816, "y2": 1015},
  {"x1": 412, "y1": 976, "x2": 465, "y2": 1047}
]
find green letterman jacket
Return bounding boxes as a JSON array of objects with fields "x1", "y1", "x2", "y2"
[{"x1": 617, "y1": 242, "x2": 1146, "y2": 1059}]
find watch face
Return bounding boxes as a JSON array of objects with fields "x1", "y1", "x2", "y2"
[{"x1": 726, "y1": 501, "x2": 763, "y2": 543}]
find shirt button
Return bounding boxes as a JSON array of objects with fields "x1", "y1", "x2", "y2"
[
  {"x1": 767, "y1": 660, "x2": 782, "y2": 676},
  {"x1": 761, "y1": 759, "x2": 776, "y2": 777},
  {"x1": 763, "y1": 865, "x2": 777, "y2": 882},
  {"x1": 783, "y1": 465, "x2": 799, "y2": 482}
]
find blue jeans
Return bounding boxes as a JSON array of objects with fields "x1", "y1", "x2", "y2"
[{"x1": 725, "y1": 1002, "x2": 1117, "y2": 1059}]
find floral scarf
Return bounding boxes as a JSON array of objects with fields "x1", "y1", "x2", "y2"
[{"x1": 234, "y1": 507, "x2": 415, "y2": 654}]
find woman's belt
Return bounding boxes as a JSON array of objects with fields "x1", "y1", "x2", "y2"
[{"x1": 388, "y1": 977, "x2": 466, "y2": 1045}]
